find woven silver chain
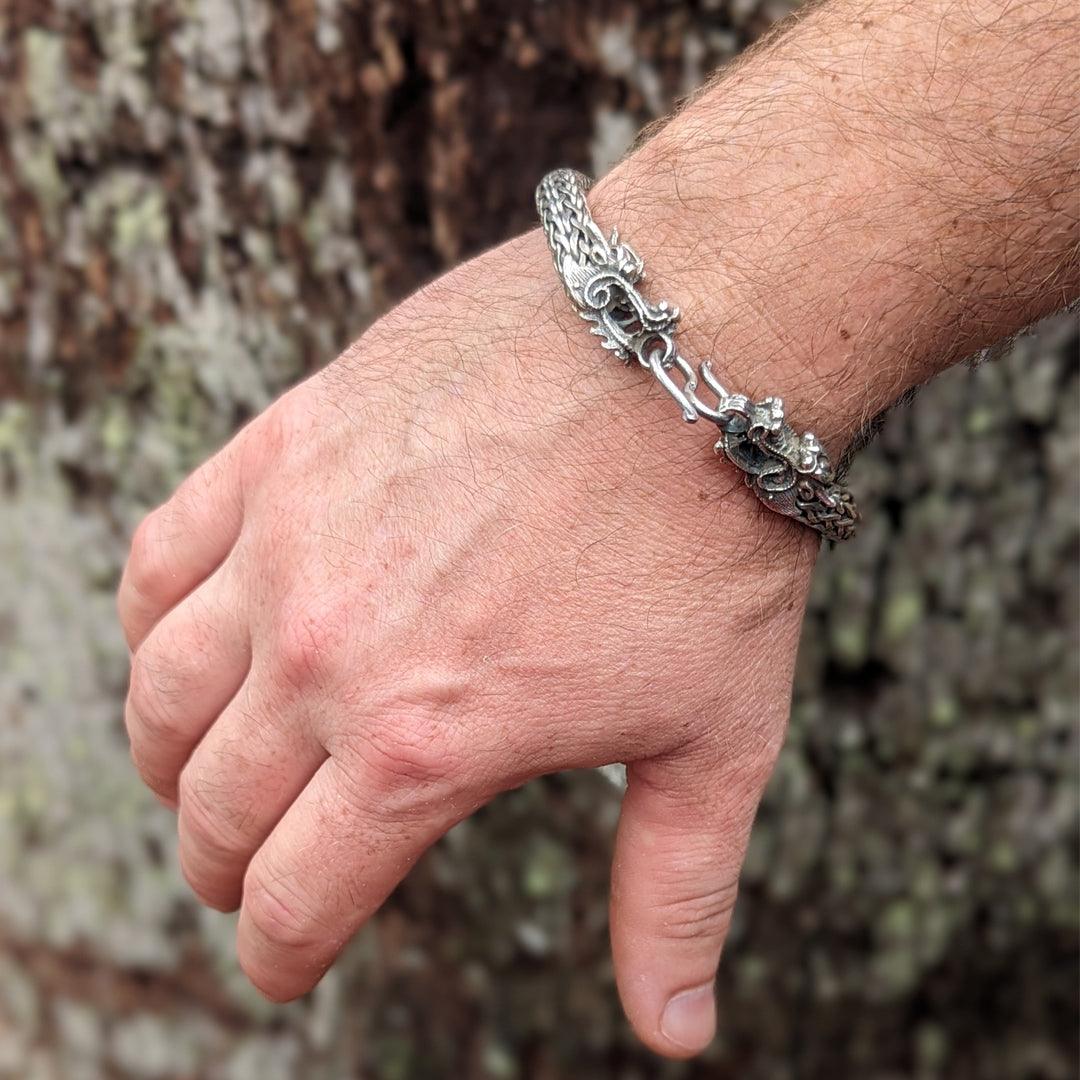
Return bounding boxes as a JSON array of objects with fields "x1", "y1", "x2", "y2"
[{"x1": 536, "y1": 168, "x2": 858, "y2": 543}]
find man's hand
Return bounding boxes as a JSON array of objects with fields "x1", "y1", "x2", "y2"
[
  {"x1": 118, "y1": 227, "x2": 814, "y2": 1057},
  {"x1": 118, "y1": 0, "x2": 1076, "y2": 1059}
]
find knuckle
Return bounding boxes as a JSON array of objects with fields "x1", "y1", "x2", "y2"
[
  {"x1": 374, "y1": 722, "x2": 463, "y2": 787},
  {"x1": 652, "y1": 879, "x2": 739, "y2": 943},
  {"x1": 275, "y1": 384, "x2": 317, "y2": 437},
  {"x1": 339, "y1": 714, "x2": 471, "y2": 813},
  {"x1": 240, "y1": 412, "x2": 281, "y2": 480},
  {"x1": 126, "y1": 509, "x2": 172, "y2": 601},
  {"x1": 178, "y1": 852, "x2": 235, "y2": 910},
  {"x1": 243, "y1": 869, "x2": 330, "y2": 955},
  {"x1": 126, "y1": 650, "x2": 184, "y2": 744},
  {"x1": 127, "y1": 742, "x2": 177, "y2": 804},
  {"x1": 242, "y1": 386, "x2": 313, "y2": 476},
  {"x1": 272, "y1": 596, "x2": 350, "y2": 694},
  {"x1": 178, "y1": 768, "x2": 246, "y2": 867}
]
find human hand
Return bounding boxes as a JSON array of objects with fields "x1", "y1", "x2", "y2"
[
  {"x1": 119, "y1": 0, "x2": 1077, "y2": 1056},
  {"x1": 118, "y1": 218, "x2": 816, "y2": 1058}
]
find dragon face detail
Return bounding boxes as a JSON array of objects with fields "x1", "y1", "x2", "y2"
[
  {"x1": 537, "y1": 167, "x2": 858, "y2": 542},
  {"x1": 560, "y1": 230, "x2": 680, "y2": 365}
]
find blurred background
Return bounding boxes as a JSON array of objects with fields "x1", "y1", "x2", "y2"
[{"x1": 1, "y1": 2, "x2": 1077, "y2": 1078}]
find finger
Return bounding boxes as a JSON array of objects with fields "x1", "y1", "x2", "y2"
[
  {"x1": 176, "y1": 679, "x2": 327, "y2": 912},
  {"x1": 236, "y1": 723, "x2": 479, "y2": 1001},
  {"x1": 610, "y1": 743, "x2": 776, "y2": 1059},
  {"x1": 125, "y1": 564, "x2": 250, "y2": 806},
  {"x1": 118, "y1": 441, "x2": 245, "y2": 651}
]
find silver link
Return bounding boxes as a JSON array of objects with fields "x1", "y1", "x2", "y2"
[{"x1": 536, "y1": 168, "x2": 859, "y2": 543}]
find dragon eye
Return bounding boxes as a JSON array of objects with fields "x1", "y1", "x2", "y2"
[{"x1": 610, "y1": 305, "x2": 642, "y2": 335}]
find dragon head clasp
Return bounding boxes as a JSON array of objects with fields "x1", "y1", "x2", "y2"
[{"x1": 564, "y1": 229, "x2": 680, "y2": 364}]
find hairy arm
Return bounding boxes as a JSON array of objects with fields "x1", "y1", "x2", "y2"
[
  {"x1": 591, "y1": 0, "x2": 1078, "y2": 450},
  {"x1": 118, "y1": 0, "x2": 1078, "y2": 1062}
]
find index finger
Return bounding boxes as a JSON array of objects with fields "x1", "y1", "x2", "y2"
[{"x1": 118, "y1": 442, "x2": 245, "y2": 651}]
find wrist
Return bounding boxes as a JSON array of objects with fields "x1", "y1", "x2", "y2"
[
  {"x1": 584, "y1": 0, "x2": 1077, "y2": 459},
  {"x1": 389, "y1": 226, "x2": 816, "y2": 560},
  {"x1": 585, "y1": 130, "x2": 900, "y2": 460},
  {"x1": 537, "y1": 167, "x2": 858, "y2": 542}
]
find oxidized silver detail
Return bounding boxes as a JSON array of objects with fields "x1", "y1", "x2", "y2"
[{"x1": 536, "y1": 168, "x2": 859, "y2": 542}]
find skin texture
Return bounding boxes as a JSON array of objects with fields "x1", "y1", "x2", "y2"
[{"x1": 118, "y1": 0, "x2": 1078, "y2": 1060}]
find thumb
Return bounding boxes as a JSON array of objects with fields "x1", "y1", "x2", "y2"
[{"x1": 610, "y1": 742, "x2": 775, "y2": 1059}]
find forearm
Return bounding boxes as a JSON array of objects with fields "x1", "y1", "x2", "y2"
[{"x1": 585, "y1": 0, "x2": 1079, "y2": 453}]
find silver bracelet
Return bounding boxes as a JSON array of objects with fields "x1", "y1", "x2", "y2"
[{"x1": 536, "y1": 168, "x2": 859, "y2": 543}]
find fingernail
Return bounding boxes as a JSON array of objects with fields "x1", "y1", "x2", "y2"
[{"x1": 660, "y1": 980, "x2": 716, "y2": 1051}]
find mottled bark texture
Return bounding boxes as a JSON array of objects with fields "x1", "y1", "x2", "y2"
[{"x1": 1, "y1": 3, "x2": 1077, "y2": 1079}]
